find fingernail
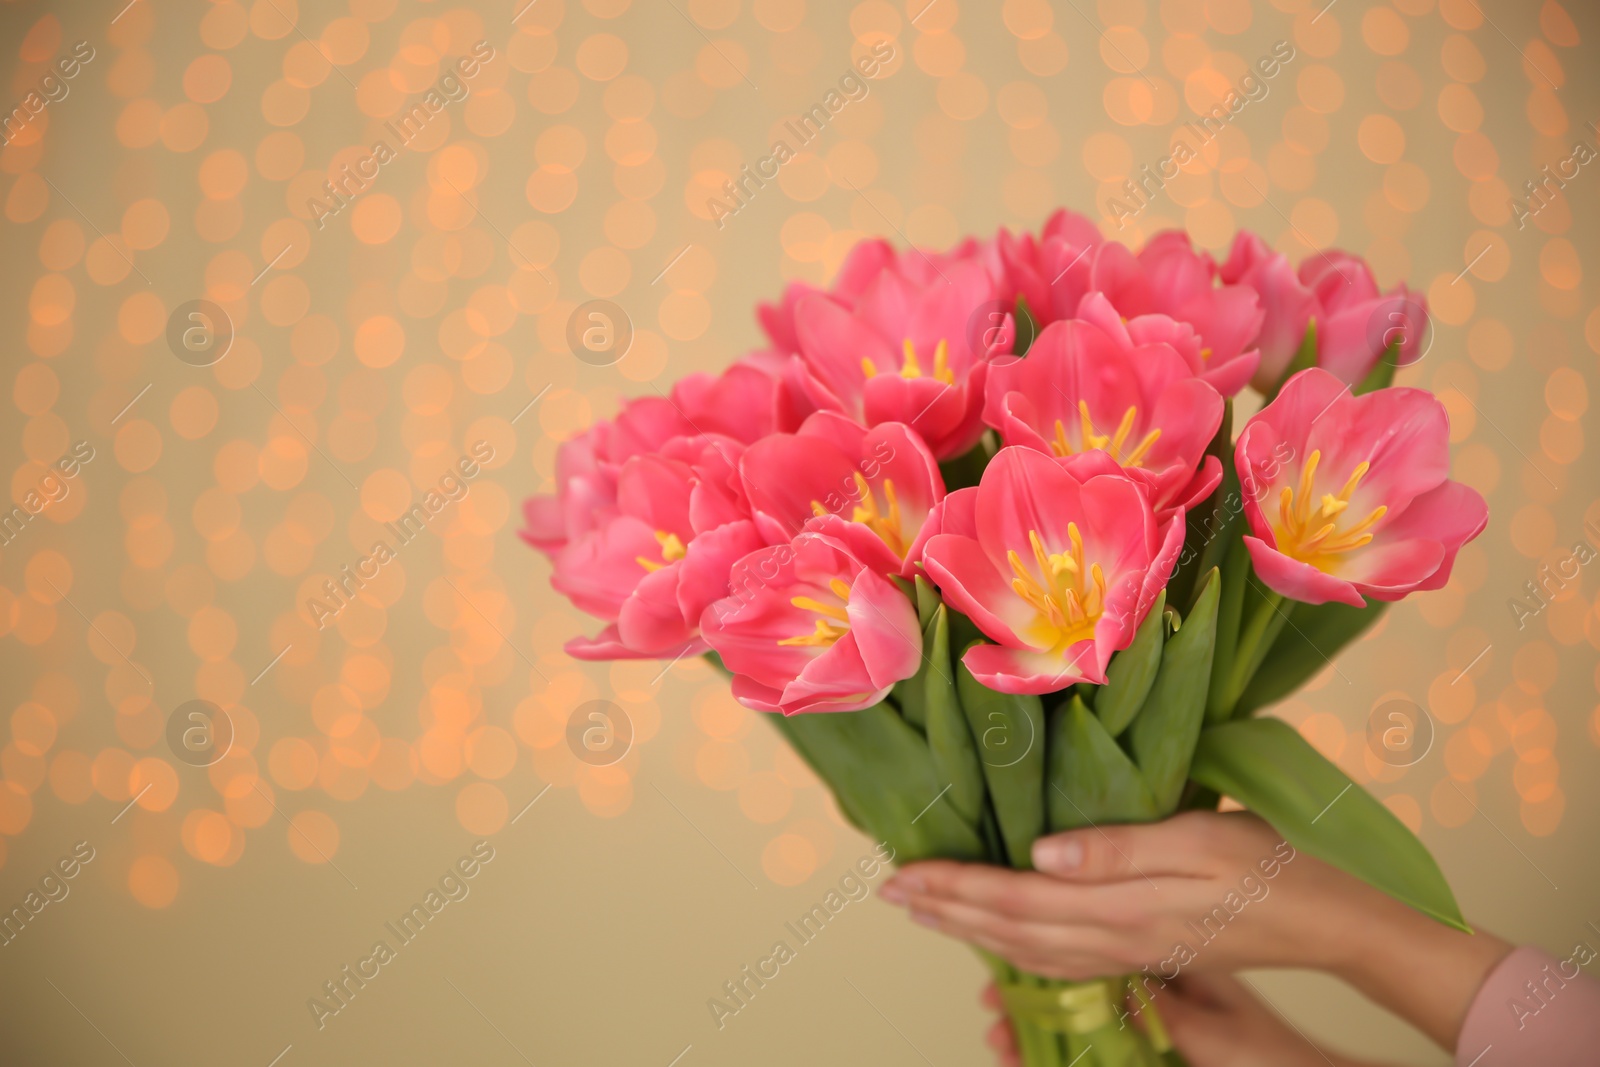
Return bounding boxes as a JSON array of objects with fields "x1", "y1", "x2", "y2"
[
  {"x1": 897, "y1": 873, "x2": 925, "y2": 894},
  {"x1": 1035, "y1": 838, "x2": 1084, "y2": 872},
  {"x1": 911, "y1": 910, "x2": 939, "y2": 928},
  {"x1": 879, "y1": 883, "x2": 908, "y2": 905}
]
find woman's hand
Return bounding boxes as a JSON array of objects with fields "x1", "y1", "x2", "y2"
[
  {"x1": 881, "y1": 811, "x2": 1344, "y2": 979},
  {"x1": 981, "y1": 975, "x2": 1390, "y2": 1067},
  {"x1": 880, "y1": 810, "x2": 1512, "y2": 1051}
]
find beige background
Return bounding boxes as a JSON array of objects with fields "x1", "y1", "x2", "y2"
[{"x1": 0, "y1": 0, "x2": 1595, "y2": 1063}]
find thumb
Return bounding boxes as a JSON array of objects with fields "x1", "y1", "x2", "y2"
[{"x1": 1030, "y1": 812, "x2": 1216, "y2": 881}]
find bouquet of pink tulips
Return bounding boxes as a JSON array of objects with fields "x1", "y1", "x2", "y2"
[{"x1": 524, "y1": 211, "x2": 1486, "y2": 1066}]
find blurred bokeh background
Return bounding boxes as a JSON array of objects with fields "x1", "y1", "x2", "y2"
[{"x1": 0, "y1": 0, "x2": 1594, "y2": 1063}]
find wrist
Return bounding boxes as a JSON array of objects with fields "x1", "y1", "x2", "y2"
[{"x1": 1316, "y1": 878, "x2": 1512, "y2": 1051}]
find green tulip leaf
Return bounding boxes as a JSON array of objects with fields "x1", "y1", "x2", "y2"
[
  {"x1": 958, "y1": 652, "x2": 1047, "y2": 868},
  {"x1": 1189, "y1": 717, "x2": 1468, "y2": 931},
  {"x1": 1095, "y1": 589, "x2": 1166, "y2": 738},
  {"x1": 913, "y1": 574, "x2": 942, "y2": 632},
  {"x1": 924, "y1": 606, "x2": 987, "y2": 828},
  {"x1": 1206, "y1": 533, "x2": 1251, "y2": 724},
  {"x1": 1048, "y1": 695, "x2": 1159, "y2": 831},
  {"x1": 1265, "y1": 319, "x2": 1318, "y2": 402},
  {"x1": 1131, "y1": 569, "x2": 1219, "y2": 814},
  {"x1": 1234, "y1": 600, "x2": 1387, "y2": 717},
  {"x1": 1354, "y1": 339, "x2": 1401, "y2": 395},
  {"x1": 766, "y1": 704, "x2": 988, "y2": 864}
]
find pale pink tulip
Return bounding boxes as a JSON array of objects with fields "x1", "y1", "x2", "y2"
[
  {"x1": 701, "y1": 533, "x2": 923, "y2": 714},
  {"x1": 922, "y1": 447, "x2": 1184, "y2": 694},
  {"x1": 1236, "y1": 368, "x2": 1487, "y2": 607}
]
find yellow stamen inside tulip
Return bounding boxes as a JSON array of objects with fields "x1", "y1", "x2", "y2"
[
  {"x1": 1006, "y1": 524, "x2": 1107, "y2": 654},
  {"x1": 863, "y1": 339, "x2": 955, "y2": 385},
  {"x1": 1199, "y1": 347, "x2": 1213, "y2": 362},
  {"x1": 635, "y1": 530, "x2": 687, "y2": 573},
  {"x1": 778, "y1": 578, "x2": 855, "y2": 647},
  {"x1": 850, "y1": 473, "x2": 907, "y2": 556},
  {"x1": 1272, "y1": 450, "x2": 1388, "y2": 573},
  {"x1": 809, "y1": 473, "x2": 910, "y2": 558},
  {"x1": 1051, "y1": 401, "x2": 1162, "y2": 467}
]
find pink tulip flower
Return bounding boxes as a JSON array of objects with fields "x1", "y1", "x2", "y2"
[
  {"x1": 553, "y1": 437, "x2": 764, "y2": 660},
  {"x1": 995, "y1": 208, "x2": 1105, "y2": 324},
  {"x1": 1235, "y1": 368, "x2": 1487, "y2": 607},
  {"x1": 757, "y1": 236, "x2": 1000, "y2": 354},
  {"x1": 739, "y1": 412, "x2": 945, "y2": 578},
  {"x1": 1088, "y1": 232, "x2": 1264, "y2": 397},
  {"x1": 520, "y1": 359, "x2": 783, "y2": 559},
  {"x1": 984, "y1": 294, "x2": 1224, "y2": 519},
  {"x1": 922, "y1": 447, "x2": 1184, "y2": 694},
  {"x1": 519, "y1": 392, "x2": 696, "y2": 560},
  {"x1": 1222, "y1": 232, "x2": 1429, "y2": 393},
  {"x1": 701, "y1": 533, "x2": 923, "y2": 714},
  {"x1": 668, "y1": 362, "x2": 781, "y2": 445},
  {"x1": 791, "y1": 258, "x2": 1010, "y2": 460}
]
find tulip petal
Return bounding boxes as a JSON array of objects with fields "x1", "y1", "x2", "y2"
[
  {"x1": 922, "y1": 533, "x2": 1035, "y2": 645},
  {"x1": 845, "y1": 569, "x2": 925, "y2": 688},
  {"x1": 617, "y1": 563, "x2": 693, "y2": 654},
  {"x1": 975, "y1": 447, "x2": 1086, "y2": 576},
  {"x1": 1340, "y1": 538, "x2": 1447, "y2": 601},
  {"x1": 962, "y1": 642, "x2": 1100, "y2": 694},
  {"x1": 1244, "y1": 535, "x2": 1366, "y2": 607},
  {"x1": 568, "y1": 625, "x2": 706, "y2": 661}
]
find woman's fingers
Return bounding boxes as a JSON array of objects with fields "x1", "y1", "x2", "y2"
[
  {"x1": 1142, "y1": 973, "x2": 1341, "y2": 1067},
  {"x1": 982, "y1": 982, "x2": 1019, "y2": 1063},
  {"x1": 907, "y1": 895, "x2": 1126, "y2": 977},
  {"x1": 881, "y1": 863, "x2": 1070, "y2": 916},
  {"x1": 986, "y1": 1020, "x2": 1019, "y2": 1067},
  {"x1": 881, "y1": 860, "x2": 1168, "y2": 926},
  {"x1": 1032, "y1": 810, "x2": 1271, "y2": 881},
  {"x1": 907, "y1": 892, "x2": 1078, "y2": 950}
]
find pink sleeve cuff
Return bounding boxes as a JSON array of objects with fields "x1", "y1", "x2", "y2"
[{"x1": 1455, "y1": 944, "x2": 1600, "y2": 1067}]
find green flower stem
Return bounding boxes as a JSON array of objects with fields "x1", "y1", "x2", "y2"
[
  {"x1": 984, "y1": 950, "x2": 1176, "y2": 1066},
  {"x1": 1224, "y1": 586, "x2": 1287, "y2": 716}
]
